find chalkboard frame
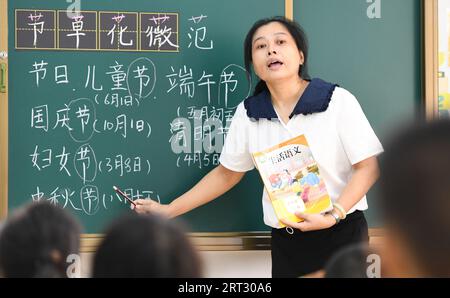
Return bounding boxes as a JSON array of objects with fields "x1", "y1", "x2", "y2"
[
  {"x1": 424, "y1": 0, "x2": 439, "y2": 119},
  {"x1": 1, "y1": 0, "x2": 9, "y2": 221},
  {"x1": 0, "y1": 0, "x2": 435, "y2": 252}
]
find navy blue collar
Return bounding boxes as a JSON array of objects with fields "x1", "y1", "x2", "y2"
[{"x1": 243, "y1": 78, "x2": 339, "y2": 121}]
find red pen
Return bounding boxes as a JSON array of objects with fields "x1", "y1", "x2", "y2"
[{"x1": 113, "y1": 186, "x2": 137, "y2": 207}]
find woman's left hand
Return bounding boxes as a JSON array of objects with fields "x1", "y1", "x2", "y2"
[{"x1": 280, "y1": 212, "x2": 336, "y2": 232}]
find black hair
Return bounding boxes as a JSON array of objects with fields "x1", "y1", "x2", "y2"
[
  {"x1": 0, "y1": 201, "x2": 81, "y2": 278},
  {"x1": 379, "y1": 119, "x2": 450, "y2": 277},
  {"x1": 324, "y1": 243, "x2": 378, "y2": 278},
  {"x1": 92, "y1": 213, "x2": 202, "y2": 278},
  {"x1": 244, "y1": 16, "x2": 310, "y2": 96}
]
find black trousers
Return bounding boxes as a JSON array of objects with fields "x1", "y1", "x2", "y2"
[{"x1": 271, "y1": 210, "x2": 369, "y2": 278}]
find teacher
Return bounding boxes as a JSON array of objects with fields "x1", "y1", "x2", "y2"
[{"x1": 134, "y1": 16, "x2": 383, "y2": 278}]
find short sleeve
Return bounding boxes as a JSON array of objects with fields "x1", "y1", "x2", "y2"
[
  {"x1": 219, "y1": 103, "x2": 255, "y2": 172},
  {"x1": 335, "y1": 88, "x2": 384, "y2": 165}
]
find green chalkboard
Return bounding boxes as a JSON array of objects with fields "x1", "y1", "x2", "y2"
[
  {"x1": 8, "y1": 0, "x2": 286, "y2": 233},
  {"x1": 294, "y1": 0, "x2": 422, "y2": 226}
]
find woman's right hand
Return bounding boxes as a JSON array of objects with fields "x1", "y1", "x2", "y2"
[
  {"x1": 130, "y1": 165, "x2": 245, "y2": 219},
  {"x1": 133, "y1": 199, "x2": 172, "y2": 218}
]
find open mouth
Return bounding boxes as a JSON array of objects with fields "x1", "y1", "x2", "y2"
[{"x1": 267, "y1": 60, "x2": 284, "y2": 69}]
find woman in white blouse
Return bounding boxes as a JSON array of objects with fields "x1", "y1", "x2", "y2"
[{"x1": 134, "y1": 16, "x2": 383, "y2": 278}]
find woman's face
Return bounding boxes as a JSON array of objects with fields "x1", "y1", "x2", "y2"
[{"x1": 251, "y1": 21, "x2": 304, "y2": 83}]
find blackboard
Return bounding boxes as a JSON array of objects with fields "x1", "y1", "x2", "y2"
[
  {"x1": 8, "y1": 0, "x2": 286, "y2": 233},
  {"x1": 294, "y1": 0, "x2": 422, "y2": 226}
]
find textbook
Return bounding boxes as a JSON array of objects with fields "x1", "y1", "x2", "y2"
[{"x1": 252, "y1": 135, "x2": 333, "y2": 227}]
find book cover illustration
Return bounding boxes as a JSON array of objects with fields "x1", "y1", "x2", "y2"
[{"x1": 252, "y1": 135, "x2": 333, "y2": 227}]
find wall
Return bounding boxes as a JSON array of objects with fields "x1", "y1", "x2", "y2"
[{"x1": 80, "y1": 251, "x2": 272, "y2": 278}]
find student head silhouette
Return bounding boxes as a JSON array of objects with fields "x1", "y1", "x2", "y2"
[
  {"x1": 324, "y1": 243, "x2": 380, "y2": 278},
  {"x1": 379, "y1": 120, "x2": 450, "y2": 277},
  {"x1": 0, "y1": 201, "x2": 81, "y2": 278},
  {"x1": 92, "y1": 213, "x2": 202, "y2": 278}
]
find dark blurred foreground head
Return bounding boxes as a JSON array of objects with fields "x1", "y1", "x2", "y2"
[
  {"x1": 0, "y1": 201, "x2": 81, "y2": 278},
  {"x1": 379, "y1": 120, "x2": 450, "y2": 277},
  {"x1": 92, "y1": 213, "x2": 202, "y2": 278},
  {"x1": 325, "y1": 243, "x2": 380, "y2": 278}
]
